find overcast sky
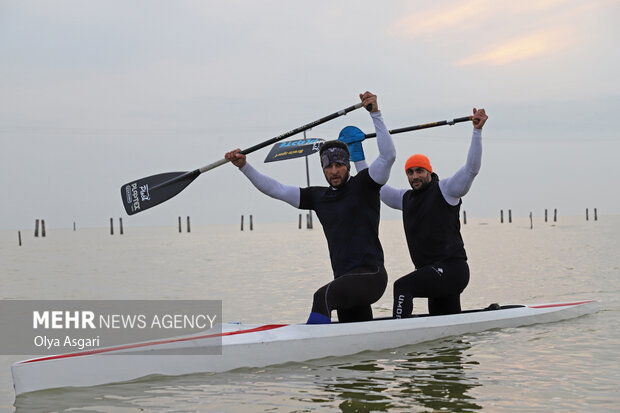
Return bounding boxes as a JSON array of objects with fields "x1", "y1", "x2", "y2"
[{"x1": 1, "y1": 0, "x2": 619, "y2": 230}]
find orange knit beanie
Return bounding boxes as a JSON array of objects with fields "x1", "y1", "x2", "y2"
[{"x1": 404, "y1": 154, "x2": 432, "y2": 173}]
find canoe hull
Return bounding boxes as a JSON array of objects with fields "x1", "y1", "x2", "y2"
[{"x1": 12, "y1": 300, "x2": 597, "y2": 395}]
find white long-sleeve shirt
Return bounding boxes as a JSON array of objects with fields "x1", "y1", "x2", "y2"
[{"x1": 358, "y1": 128, "x2": 482, "y2": 209}]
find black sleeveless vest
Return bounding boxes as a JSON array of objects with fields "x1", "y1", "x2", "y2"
[{"x1": 401, "y1": 173, "x2": 467, "y2": 268}]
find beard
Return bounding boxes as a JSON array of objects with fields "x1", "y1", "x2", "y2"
[
  {"x1": 326, "y1": 170, "x2": 350, "y2": 188},
  {"x1": 410, "y1": 175, "x2": 431, "y2": 191}
]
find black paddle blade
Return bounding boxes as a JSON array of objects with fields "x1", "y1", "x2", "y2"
[
  {"x1": 264, "y1": 138, "x2": 324, "y2": 163},
  {"x1": 120, "y1": 171, "x2": 199, "y2": 215}
]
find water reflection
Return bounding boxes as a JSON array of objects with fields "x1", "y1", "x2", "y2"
[
  {"x1": 311, "y1": 338, "x2": 482, "y2": 412},
  {"x1": 13, "y1": 377, "x2": 176, "y2": 412},
  {"x1": 14, "y1": 338, "x2": 482, "y2": 412}
]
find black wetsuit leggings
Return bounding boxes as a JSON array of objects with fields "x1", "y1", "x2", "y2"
[
  {"x1": 311, "y1": 266, "x2": 387, "y2": 323},
  {"x1": 393, "y1": 259, "x2": 470, "y2": 318}
]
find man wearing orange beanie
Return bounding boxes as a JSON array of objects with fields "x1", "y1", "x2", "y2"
[{"x1": 344, "y1": 108, "x2": 487, "y2": 317}]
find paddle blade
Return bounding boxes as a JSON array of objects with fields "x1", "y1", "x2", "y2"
[
  {"x1": 264, "y1": 138, "x2": 325, "y2": 163},
  {"x1": 120, "y1": 171, "x2": 199, "y2": 215},
  {"x1": 338, "y1": 126, "x2": 365, "y2": 143}
]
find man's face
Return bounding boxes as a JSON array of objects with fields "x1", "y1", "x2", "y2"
[
  {"x1": 407, "y1": 167, "x2": 432, "y2": 191},
  {"x1": 323, "y1": 163, "x2": 349, "y2": 188}
]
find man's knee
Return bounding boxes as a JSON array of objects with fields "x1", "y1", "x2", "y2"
[
  {"x1": 313, "y1": 284, "x2": 329, "y2": 300},
  {"x1": 393, "y1": 276, "x2": 408, "y2": 293}
]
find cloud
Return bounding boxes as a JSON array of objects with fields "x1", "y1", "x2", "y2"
[
  {"x1": 390, "y1": 0, "x2": 493, "y2": 37},
  {"x1": 388, "y1": 0, "x2": 614, "y2": 67},
  {"x1": 389, "y1": 0, "x2": 583, "y2": 38},
  {"x1": 456, "y1": 27, "x2": 571, "y2": 66}
]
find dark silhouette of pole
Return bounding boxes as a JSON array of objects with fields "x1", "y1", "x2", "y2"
[{"x1": 304, "y1": 130, "x2": 314, "y2": 229}]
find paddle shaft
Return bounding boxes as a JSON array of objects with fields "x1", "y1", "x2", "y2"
[
  {"x1": 151, "y1": 102, "x2": 363, "y2": 190},
  {"x1": 262, "y1": 115, "x2": 475, "y2": 164},
  {"x1": 364, "y1": 116, "x2": 472, "y2": 139}
]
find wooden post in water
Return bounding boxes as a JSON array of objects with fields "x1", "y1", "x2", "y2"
[
  {"x1": 594, "y1": 208, "x2": 598, "y2": 221},
  {"x1": 35, "y1": 219, "x2": 39, "y2": 237},
  {"x1": 307, "y1": 213, "x2": 313, "y2": 229},
  {"x1": 187, "y1": 216, "x2": 191, "y2": 233},
  {"x1": 110, "y1": 218, "x2": 114, "y2": 235},
  {"x1": 586, "y1": 208, "x2": 589, "y2": 221},
  {"x1": 178, "y1": 216, "x2": 182, "y2": 233},
  {"x1": 554, "y1": 209, "x2": 557, "y2": 222},
  {"x1": 529, "y1": 212, "x2": 533, "y2": 229},
  {"x1": 250, "y1": 215, "x2": 253, "y2": 231},
  {"x1": 41, "y1": 220, "x2": 46, "y2": 237},
  {"x1": 73, "y1": 222, "x2": 76, "y2": 231},
  {"x1": 509, "y1": 210, "x2": 512, "y2": 223},
  {"x1": 240, "y1": 215, "x2": 244, "y2": 231},
  {"x1": 500, "y1": 210, "x2": 504, "y2": 223},
  {"x1": 18, "y1": 231, "x2": 22, "y2": 246},
  {"x1": 463, "y1": 211, "x2": 467, "y2": 225},
  {"x1": 545, "y1": 209, "x2": 548, "y2": 222},
  {"x1": 119, "y1": 218, "x2": 124, "y2": 235},
  {"x1": 298, "y1": 214, "x2": 302, "y2": 229}
]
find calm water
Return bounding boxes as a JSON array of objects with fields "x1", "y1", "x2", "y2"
[{"x1": 1, "y1": 215, "x2": 618, "y2": 412}]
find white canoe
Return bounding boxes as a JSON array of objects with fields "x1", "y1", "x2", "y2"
[{"x1": 12, "y1": 300, "x2": 597, "y2": 395}]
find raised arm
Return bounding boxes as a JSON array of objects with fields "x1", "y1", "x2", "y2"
[
  {"x1": 353, "y1": 159, "x2": 368, "y2": 172},
  {"x1": 225, "y1": 149, "x2": 300, "y2": 208},
  {"x1": 439, "y1": 108, "x2": 488, "y2": 205},
  {"x1": 340, "y1": 92, "x2": 395, "y2": 185},
  {"x1": 380, "y1": 184, "x2": 407, "y2": 210},
  {"x1": 367, "y1": 111, "x2": 396, "y2": 185},
  {"x1": 353, "y1": 159, "x2": 405, "y2": 210}
]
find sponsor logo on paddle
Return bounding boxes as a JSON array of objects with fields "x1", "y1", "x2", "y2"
[
  {"x1": 125, "y1": 185, "x2": 132, "y2": 204},
  {"x1": 139, "y1": 184, "x2": 150, "y2": 202},
  {"x1": 126, "y1": 183, "x2": 141, "y2": 211},
  {"x1": 274, "y1": 149, "x2": 304, "y2": 159},
  {"x1": 277, "y1": 137, "x2": 322, "y2": 148},
  {"x1": 269, "y1": 138, "x2": 324, "y2": 160}
]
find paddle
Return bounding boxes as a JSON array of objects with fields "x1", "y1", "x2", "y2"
[
  {"x1": 263, "y1": 115, "x2": 472, "y2": 163},
  {"x1": 120, "y1": 102, "x2": 364, "y2": 215}
]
